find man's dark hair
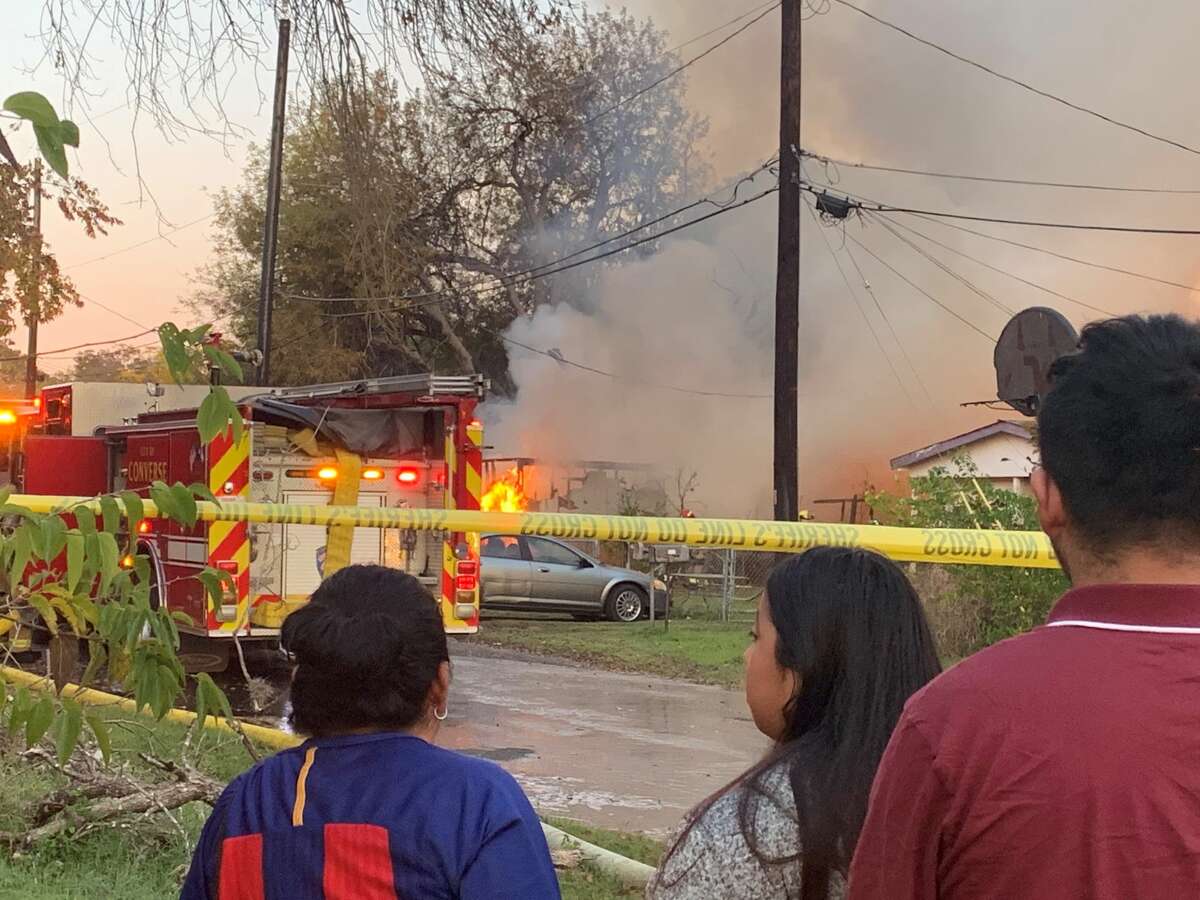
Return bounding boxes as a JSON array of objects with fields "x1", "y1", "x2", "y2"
[
  {"x1": 1039, "y1": 314, "x2": 1200, "y2": 552},
  {"x1": 280, "y1": 564, "x2": 448, "y2": 736}
]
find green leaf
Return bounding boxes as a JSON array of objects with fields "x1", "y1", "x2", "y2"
[
  {"x1": 196, "y1": 672, "x2": 233, "y2": 722},
  {"x1": 202, "y1": 346, "x2": 244, "y2": 383},
  {"x1": 73, "y1": 505, "x2": 97, "y2": 536},
  {"x1": 158, "y1": 323, "x2": 191, "y2": 385},
  {"x1": 187, "y1": 482, "x2": 219, "y2": 504},
  {"x1": 119, "y1": 491, "x2": 144, "y2": 530},
  {"x1": 65, "y1": 532, "x2": 84, "y2": 594},
  {"x1": 8, "y1": 525, "x2": 31, "y2": 588},
  {"x1": 86, "y1": 714, "x2": 111, "y2": 763},
  {"x1": 32, "y1": 123, "x2": 68, "y2": 179},
  {"x1": 25, "y1": 697, "x2": 54, "y2": 747},
  {"x1": 58, "y1": 119, "x2": 79, "y2": 148},
  {"x1": 27, "y1": 595, "x2": 58, "y2": 637},
  {"x1": 170, "y1": 484, "x2": 198, "y2": 529},
  {"x1": 185, "y1": 324, "x2": 213, "y2": 343},
  {"x1": 196, "y1": 390, "x2": 227, "y2": 443},
  {"x1": 7, "y1": 687, "x2": 29, "y2": 737},
  {"x1": 148, "y1": 482, "x2": 177, "y2": 521},
  {"x1": 97, "y1": 532, "x2": 120, "y2": 594},
  {"x1": 197, "y1": 568, "x2": 234, "y2": 605},
  {"x1": 41, "y1": 515, "x2": 67, "y2": 561},
  {"x1": 3, "y1": 92, "x2": 59, "y2": 127},
  {"x1": 56, "y1": 699, "x2": 82, "y2": 765},
  {"x1": 98, "y1": 496, "x2": 121, "y2": 534}
]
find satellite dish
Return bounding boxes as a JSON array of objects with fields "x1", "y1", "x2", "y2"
[{"x1": 994, "y1": 307, "x2": 1079, "y2": 416}]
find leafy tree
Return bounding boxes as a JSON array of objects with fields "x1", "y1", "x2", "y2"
[
  {"x1": 61, "y1": 346, "x2": 172, "y2": 384},
  {"x1": 197, "y1": 10, "x2": 707, "y2": 390},
  {"x1": 870, "y1": 456, "x2": 1068, "y2": 650}
]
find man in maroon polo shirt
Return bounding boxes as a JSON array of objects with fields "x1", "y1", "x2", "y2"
[{"x1": 849, "y1": 315, "x2": 1200, "y2": 899}]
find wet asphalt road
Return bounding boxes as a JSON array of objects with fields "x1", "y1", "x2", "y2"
[{"x1": 225, "y1": 643, "x2": 766, "y2": 837}]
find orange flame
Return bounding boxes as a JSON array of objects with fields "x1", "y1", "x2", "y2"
[{"x1": 482, "y1": 468, "x2": 529, "y2": 513}]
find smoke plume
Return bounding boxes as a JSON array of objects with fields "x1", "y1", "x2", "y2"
[{"x1": 486, "y1": 0, "x2": 1200, "y2": 519}]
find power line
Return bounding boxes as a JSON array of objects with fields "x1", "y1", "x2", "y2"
[
  {"x1": 500, "y1": 336, "x2": 771, "y2": 399},
  {"x1": 875, "y1": 213, "x2": 1120, "y2": 318},
  {"x1": 804, "y1": 199, "x2": 917, "y2": 408},
  {"x1": 304, "y1": 185, "x2": 781, "y2": 318},
  {"x1": 844, "y1": 232, "x2": 998, "y2": 344},
  {"x1": 668, "y1": 0, "x2": 781, "y2": 53},
  {"x1": 801, "y1": 181, "x2": 1200, "y2": 235},
  {"x1": 901, "y1": 211, "x2": 1200, "y2": 295},
  {"x1": 65, "y1": 214, "x2": 215, "y2": 270},
  {"x1": 78, "y1": 293, "x2": 153, "y2": 331},
  {"x1": 800, "y1": 148, "x2": 1200, "y2": 195},
  {"x1": 584, "y1": 3, "x2": 780, "y2": 126},
  {"x1": 842, "y1": 239, "x2": 935, "y2": 404},
  {"x1": 870, "y1": 215, "x2": 1015, "y2": 317},
  {"x1": 287, "y1": 159, "x2": 780, "y2": 307},
  {"x1": 0, "y1": 329, "x2": 157, "y2": 363},
  {"x1": 828, "y1": 0, "x2": 1200, "y2": 158}
]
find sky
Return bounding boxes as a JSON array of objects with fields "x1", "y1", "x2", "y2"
[{"x1": 5, "y1": 1, "x2": 1200, "y2": 506}]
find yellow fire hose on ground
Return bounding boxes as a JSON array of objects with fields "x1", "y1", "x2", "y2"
[
  {"x1": 6, "y1": 495, "x2": 1061, "y2": 569},
  {"x1": 0, "y1": 666, "x2": 657, "y2": 886}
]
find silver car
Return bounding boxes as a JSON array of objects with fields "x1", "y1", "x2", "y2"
[{"x1": 479, "y1": 534, "x2": 668, "y2": 622}]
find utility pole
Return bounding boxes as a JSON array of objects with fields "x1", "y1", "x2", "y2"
[
  {"x1": 773, "y1": 0, "x2": 801, "y2": 521},
  {"x1": 255, "y1": 16, "x2": 291, "y2": 385},
  {"x1": 24, "y1": 160, "x2": 42, "y2": 400}
]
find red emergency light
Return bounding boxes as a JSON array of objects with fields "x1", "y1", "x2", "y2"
[{"x1": 397, "y1": 467, "x2": 420, "y2": 486}]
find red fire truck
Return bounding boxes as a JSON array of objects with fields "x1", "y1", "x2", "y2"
[{"x1": 20, "y1": 374, "x2": 487, "y2": 670}]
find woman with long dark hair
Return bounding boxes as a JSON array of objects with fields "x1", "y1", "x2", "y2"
[{"x1": 646, "y1": 547, "x2": 941, "y2": 899}]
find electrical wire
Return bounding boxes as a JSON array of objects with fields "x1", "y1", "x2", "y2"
[
  {"x1": 500, "y1": 336, "x2": 771, "y2": 400},
  {"x1": 870, "y1": 215, "x2": 1016, "y2": 317},
  {"x1": 668, "y1": 0, "x2": 781, "y2": 53},
  {"x1": 584, "y1": 3, "x2": 780, "y2": 126},
  {"x1": 828, "y1": 0, "x2": 1200, "y2": 158},
  {"x1": 901, "y1": 212, "x2": 1200, "y2": 295},
  {"x1": 0, "y1": 329, "x2": 157, "y2": 363},
  {"x1": 842, "y1": 238, "x2": 935, "y2": 405},
  {"x1": 844, "y1": 232, "x2": 999, "y2": 344},
  {"x1": 803, "y1": 199, "x2": 918, "y2": 408},
  {"x1": 64, "y1": 214, "x2": 216, "y2": 270},
  {"x1": 874, "y1": 213, "x2": 1121, "y2": 318},
  {"x1": 286, "y1": 159, "x2": 780, "y2": 307},
  {"x1": 800, "y1": 148, "x2": 1200, "y2": 195},
  {"x1": 801, "y1": 181, "x2": 1200, "y2": 235},
  {"x1": 304, "y1": 185, "x2": 781, "y2": 318},
  {"x1": 77, "y1": 293, "x2": 153, "y2": 330}
]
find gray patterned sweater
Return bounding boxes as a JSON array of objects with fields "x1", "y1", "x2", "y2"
[{"x1": 645, "y1": 762, "x2": 847, "y2": 900}]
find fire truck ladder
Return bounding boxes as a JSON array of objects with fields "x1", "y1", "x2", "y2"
[{"x1": 263, "y1": 374, "x2": 487, "y2": 402}]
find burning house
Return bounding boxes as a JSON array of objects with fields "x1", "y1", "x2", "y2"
[{"x1": 482, "y1": 459, "x2": 670, "y2": 517}]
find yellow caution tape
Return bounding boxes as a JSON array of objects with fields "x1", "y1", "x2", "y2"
[
  {"x1": 322, "y1": 448, "x2": 361, "y2": 577},
  {"x1": 9, "y1": 495, "x2": 1060, "y2": 569}
]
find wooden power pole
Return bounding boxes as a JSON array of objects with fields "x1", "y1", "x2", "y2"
[
  {"x1": 773, "y1": 0, "x2": 801, "y2": 521},
  {"x1": 24, "y1": 160, "x2": 42, "y2": 400},
  {"x1": 255, "y1": 16, "x2": 291, "y2": 386}
]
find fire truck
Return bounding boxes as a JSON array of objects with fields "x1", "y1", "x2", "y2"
[{"x1": 19, "y1": 375, "x2": 487, "y2": 670}]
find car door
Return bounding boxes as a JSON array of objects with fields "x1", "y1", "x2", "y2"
[
  {"x1": 524, "y1": 537, "x2": 604, "y2": 613},
  {"x1": 479, "y1": 535, "x2": 531, "y2": 609}
]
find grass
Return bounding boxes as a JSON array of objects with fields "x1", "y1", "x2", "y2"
[
  {"x1": 0, "y1": 712, "x2": 660, "y2": 899},
  {"x1": 478, "y1": 617, "x2": 751, "y2": 688}
]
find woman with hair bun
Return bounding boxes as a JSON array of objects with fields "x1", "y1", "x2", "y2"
[{"x1": 182, "y1": 564, "x2": 560, "y2": 900}]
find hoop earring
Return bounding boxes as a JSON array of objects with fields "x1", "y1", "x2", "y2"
[{"x1": 434, "y1": 704, "x2": 448, "y2": 721}]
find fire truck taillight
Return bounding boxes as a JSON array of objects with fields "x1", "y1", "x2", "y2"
[
  {"x1": 120, "y1": 554, "x2": 135, "y2": 569},
  {"x1": 362, "y1": 467, "x2": 385, "y2": 481},
  {"x1": 317, "y1": 466, "x2": 338, "y2": 482},
  {"x1": 455, "y1": 559, "x2": 479, "y2": 591},
  {"x1": 0, "y1": 411, "x2": 16, "y2": 426},
  {"x1": 397, "y1": 467, "x2": 420, "y2": 486},
  {"x1": 137, "y1": 520, "x2": 152, "y2": 534}
]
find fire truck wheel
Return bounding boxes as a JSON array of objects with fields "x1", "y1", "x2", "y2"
[{"x1": 605, "y1": 585, "x2": 647, "y2": 623}]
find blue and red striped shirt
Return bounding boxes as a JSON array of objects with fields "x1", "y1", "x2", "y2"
[{"x1": 181, "y1": 732, "x2": 561, "y2": 899}]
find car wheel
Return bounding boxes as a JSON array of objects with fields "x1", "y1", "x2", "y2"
[{"x1": 605, "y1": 585, "x2": 647, "y2": 623}]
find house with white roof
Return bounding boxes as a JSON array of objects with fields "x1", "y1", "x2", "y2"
[{"x1": 889, "y1": 421, "x2": 1036, "y2": 495}]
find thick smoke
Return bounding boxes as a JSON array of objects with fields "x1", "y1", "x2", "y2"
[{"x1": 486, "y1": 0, "x2": 1200, "y2": 518}]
